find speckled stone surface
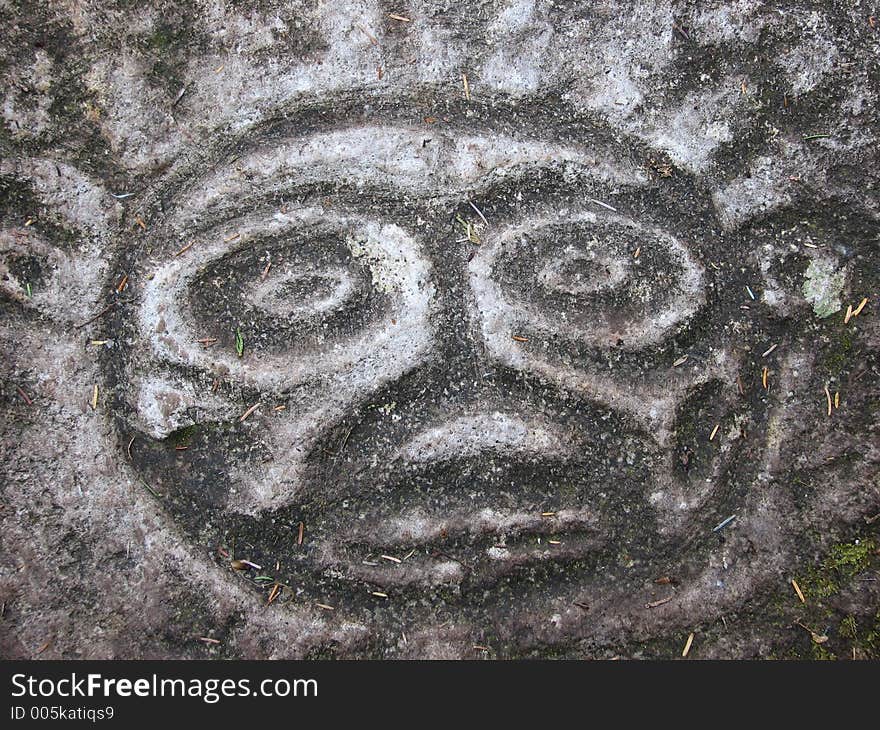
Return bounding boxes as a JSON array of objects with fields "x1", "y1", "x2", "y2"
[{"x1": 1, "y1": 1, "x2": 878, "y2": 659}]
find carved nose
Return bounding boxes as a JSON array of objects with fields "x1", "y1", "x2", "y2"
[{"x1": 296, "y1": 354, "x2": 659, "y2": 588}]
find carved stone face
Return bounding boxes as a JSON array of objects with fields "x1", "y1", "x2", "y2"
[
  {"x1": 3, "y1": 0, "x2": 879, "y2": 663},
  {"x1": 104, "y1": 94, "x2": 873, "y2": 653}
]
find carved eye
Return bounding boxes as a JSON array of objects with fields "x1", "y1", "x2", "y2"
[
  {"x1": 469, "y1": 211, "x2": 705, "y2": 353},
  {"x1": 135, "y1": 211, "x2": 434, "y2": 394},
  {"x1": 190, "y1": 226, "x2": 377, "y2": 355}
]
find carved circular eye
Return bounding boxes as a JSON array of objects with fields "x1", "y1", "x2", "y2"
[
  {"x1": 470, "y1": 211, "x2": 704, "y2": 352},
  {"x1": 134, "y1": 210, "x2": 435, "y2": 396},
  {"x1": 190, "y1": 225, "x2": 377, "y2": 356}
]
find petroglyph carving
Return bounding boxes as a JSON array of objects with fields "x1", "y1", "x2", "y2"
[{"x1": 2, "y1": 0, "x2": 878, "y2": 659}]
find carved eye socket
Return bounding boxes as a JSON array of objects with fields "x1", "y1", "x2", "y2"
[
  {"x1": 191, "y1": 226, "x2": 376, "y2": 355},
  {"x1": 135, "y1": 211, "x2": 434, "y2": 393},
  {"x1": 470, "y1": 211, "x2": 704, "y2": 352}
]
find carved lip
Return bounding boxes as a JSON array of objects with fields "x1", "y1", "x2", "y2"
[
  {"x1": 344, "y1": 505, "x2": 601, "y2": 550},
  {"x1": 324, "y1": 505, "x2": 605, "y2": 589},
  {"x1": 313, "y1": 412, "x2": 614, "y2": 587}
]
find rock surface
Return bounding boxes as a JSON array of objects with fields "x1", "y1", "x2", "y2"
[{"x1": 1, "y1": 0, "x2": 878, "y2": 659}]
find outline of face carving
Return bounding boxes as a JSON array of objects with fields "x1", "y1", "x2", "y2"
[{"x1": 102, "y1": 93, "x2": 869, "y2": 652}]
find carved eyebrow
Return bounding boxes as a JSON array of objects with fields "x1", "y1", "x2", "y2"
[{"x1": 168, "y1": 123, "x2": 647, "y2": 221}]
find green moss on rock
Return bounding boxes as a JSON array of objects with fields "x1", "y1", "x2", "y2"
[{"x1": 802, "y1": 259, "x2": 845, "y2": 318}]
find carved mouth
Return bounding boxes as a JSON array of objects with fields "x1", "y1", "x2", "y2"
[
  {"x1": 325, "y1": 505, "x2": 606, "y2": 590},
  {"x1": 306, "y1": 411, "x2": 653, "y2": 589}
]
